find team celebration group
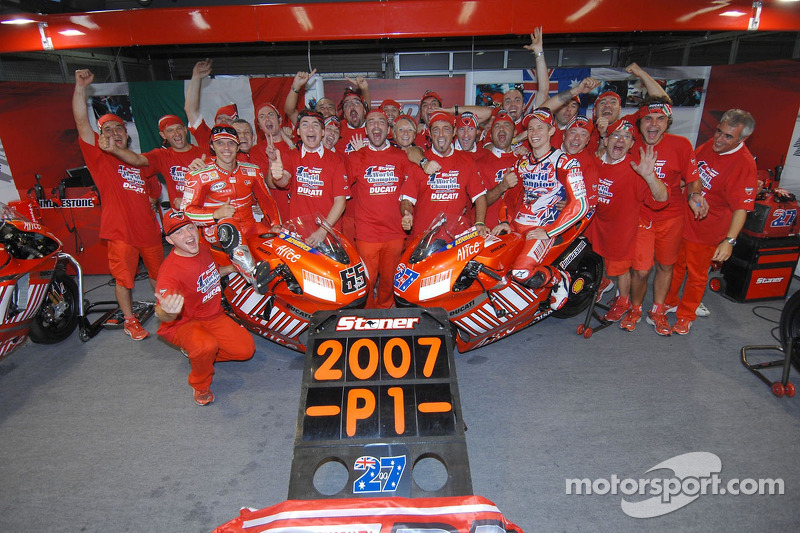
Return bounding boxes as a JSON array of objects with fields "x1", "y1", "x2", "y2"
[{"x1": 70, "y1": 30, "x2": 758, "y2": 405}]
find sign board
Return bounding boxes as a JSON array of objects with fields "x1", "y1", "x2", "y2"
[{"x1": 288, "y1": 307, "x2": 472, "y2": 499}]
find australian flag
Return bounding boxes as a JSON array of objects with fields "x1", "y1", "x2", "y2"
[{"x1": 522, "y1": 67, "x2": 592, "y2": 115}]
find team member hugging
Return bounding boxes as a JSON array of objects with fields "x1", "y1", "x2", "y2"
[
  {"x1": 585, "y1": 121, "x2": 669, "y2": 323},
  {"x1": 155, "y1": 210, "x2": 255, "y2": 406}
]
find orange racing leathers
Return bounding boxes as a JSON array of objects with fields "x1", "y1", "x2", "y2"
[{"x1": 181, "y1": 160, "x2": 281, "y2": 250}]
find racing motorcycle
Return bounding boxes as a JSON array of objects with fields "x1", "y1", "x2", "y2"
[
  {"x1": 216, "y1": 214, "x2": 369, "y2": 352},
  {"x1": 0, "y1": 200, "x2": 89, "y2": 360},
  {"x1": 393, "y1": 213, "x2": 602, "y2": 352}
]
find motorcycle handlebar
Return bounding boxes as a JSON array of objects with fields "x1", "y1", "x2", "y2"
[{"x1": 479, "y1": 264, "x2": 503, "y2": 281}]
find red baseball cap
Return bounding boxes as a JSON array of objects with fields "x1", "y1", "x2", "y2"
[
  {"x1": 420, "y1": 90, "x2": 443, "y2": 107},
  {"x1": 522, "y1": 108, "x2": 555, "y2": 129},
  {"x1": 565, "y1": 115, "x2": 594, "y2": 133},
  {"x1": 492, "y1": 109, "x2": 515, "y2": 128},
  {"x1": 428, "y1": 111, "x2": 455, "y2": 127},
  {"x1": 608, "y1": 119, "x2": 637, "y2": 140},
  {"x1": 596, "y1": 91, "x2": 621, "y2": 104},
  {"x1": 456, "y1": 112, "x2": 478, "y2": 129},
  {"x1": 380, "y1": 99, "x2": 401, "y2": 111},
  {"x1": 98, "y1": 114, "x2": 124, "y2": 128},
  {"x1": 157, "y1": 114, "x2": 184, "y2": 131},
  {"x1": 324, "y1": 116, "x2": 341, "y2": 129},
  {"x1": 162, "y1": 210, "x2": 194, "y2": 236},
  {"x1": 395, "y1": 114, "x2": 417, "y2": 130},
  {"x1": 644, "y1": 102, "x2": 673, "y2": 117},
  {"x1": 215, "y1": 103, "x2": 238, "y2": 121},
  {"x1": 255, "y1": 101, "x2": 281, "y2": 119}
]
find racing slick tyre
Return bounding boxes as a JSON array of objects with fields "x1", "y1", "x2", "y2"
[
  {"x1": 29, "y1": 269, "x2": 79, "y2": 344},
  {"x1": 553, "y1": 251, "x2": 603, "y2": 319},
  {"x1": 778, "y1": 290, "x2": 800, "y2": 373}
]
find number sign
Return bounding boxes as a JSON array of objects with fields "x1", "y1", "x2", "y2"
[{"x1": 288, "y1": 308, "x2": 472, "y2": 499}]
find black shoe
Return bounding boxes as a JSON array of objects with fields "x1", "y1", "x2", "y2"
[{"x1": 523, "y1": 271, "x2": 547, "y2": 289}]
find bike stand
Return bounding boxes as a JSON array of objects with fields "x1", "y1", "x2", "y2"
[
  {"x1": 740, "y1": 337, "x2": 796, "y2": 398},
  {"x1": 576, "y1": 291, "x2": 612, "y2": 339},
  {"x1": 77, "y1": 300, "x2": 156, "y2": 341}
]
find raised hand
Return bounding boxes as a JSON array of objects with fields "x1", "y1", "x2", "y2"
[
  {"x1": 155, "y1": 291, "x2": 184, "y2": 316},
  {"x1": 524, "y1": 27, "x2": 544, "y2": 52},
  {"x1": 345, "y1": 76, "x2": 369, "y2": 92},
  {"x1": 630, "y1": 145, "x2": 657, "y2": 178},
  {"x1": 577, "y1": 77, "x2": 600, "y2": 94},
  {"x1": 292, "y1": 69, "x2": 317, "y2": 90},
  {"x1": 214, "y1": 199, "x2": 235, "y2": 220},
  {"x1": 625, "y1": 62, "x2": 644, "y2": 77},
  {"x1": 75, "y1": 69, "x2": 94, "y2": 87},
  {"x1": 188, "y1": 154, "x2": 207, "y2": 172},
  {"x1": 502, "y1": 170, "x2": 518, "y2": 190},
  {"x1": 97, "y1": 131, "x2": 114, "y2": 153},
  {"x1": 349, "y1": 133, "x2": 366, "y2": 151},
  {"x1": 192, "y1": 58, "x2": 212, "y2": 79}
]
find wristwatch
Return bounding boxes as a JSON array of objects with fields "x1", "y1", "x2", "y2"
[{"x1": 724, "y1": 237, "x2": 737, "y2": 247}]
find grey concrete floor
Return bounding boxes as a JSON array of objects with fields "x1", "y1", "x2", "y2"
[{"x1": 0, "y1": 274, "x2": 798, "y2": 532}]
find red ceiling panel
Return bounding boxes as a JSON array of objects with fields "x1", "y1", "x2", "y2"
[{"x1": 0, "y1": 1, "x2": 797, "y2": 54}]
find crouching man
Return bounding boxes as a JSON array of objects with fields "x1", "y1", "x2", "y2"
[{"x1": 155, "y1": 210, "x2": 255, "y2": 406}]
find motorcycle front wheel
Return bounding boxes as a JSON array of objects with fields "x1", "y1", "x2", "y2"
[{"x1": 29, "y1": 269, "x2": 80, "y2": 344}]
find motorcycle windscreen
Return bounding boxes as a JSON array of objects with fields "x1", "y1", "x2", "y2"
[
  {"x1": 409, "y1": 214, "x2": 478, "y2": 264},
  {"x1": 282, "y1": 213, "x2": 351, "y2": 264}
]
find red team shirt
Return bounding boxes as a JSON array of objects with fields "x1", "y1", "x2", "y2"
[
  {"x1": 155, "y1": 243, "x2": 222, "y2": 339},
  {"x1": 337, "y1": 123, "x2": 367, "y2": 154},
  {"x1": 143, "y1": 144, "x2": 205, "y2": 207},
  {"x1": 400, "y1": 148, "x2": 487, "y2": 236},
  {"x1": 347, "y1": 144, "x2": 410, "y2": 243},
  {"x1": 79, "y1": 136, "x2": 162, "y2": 248},
  {"x1": 476, "y1": 147, "x2": 518, "y2": 228},
  {"x1": 637, "y1": 132, "x2": 700, "y2": 222},
  {"x1": 590, "y1": 153, "x2": 669, "y2": 261},
  {"x1": 684, "y1": 140, "x2": 757, "y2": 245},
  {"x1": 283, "y1": 145, "x2": 349, "y2": 227}
]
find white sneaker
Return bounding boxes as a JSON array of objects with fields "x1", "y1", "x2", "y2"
[{"x1": 665, "y1": 302, "x2": 710, "y2": 317}]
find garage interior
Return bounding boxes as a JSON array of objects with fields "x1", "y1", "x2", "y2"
[{"x1": 0, "y1": 1, "x2": 799, "y2": 532}]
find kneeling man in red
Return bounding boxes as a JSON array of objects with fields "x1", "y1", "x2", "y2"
[{"x1": 154, "y1": 210, "x2": 255, "y2": 406}]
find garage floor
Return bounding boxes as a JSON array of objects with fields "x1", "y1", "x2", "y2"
[{"x1": 1, "y1": 274, "x2": 798, "y2": 532}]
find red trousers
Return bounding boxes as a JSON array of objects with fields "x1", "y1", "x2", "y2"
[
  {"x1": 168, "y1": 313, "x2": 255, "y2": 391},
  {"x1": 356, "y1": 238, "x2": 405, "y2": 309},
  {"x1": 666, "y1": 238, "x2": 716, "y2": 321}
]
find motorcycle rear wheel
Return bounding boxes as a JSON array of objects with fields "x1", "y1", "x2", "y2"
[
  {"x1": 778, "y1": 290, "x2": 800, "y2": 372},
  {"x1": 552, "y1": 251, "x2": 603, "y2": 319},
  {"x1": 29, "y1": 269, "x2": 80, "y2": 344}
]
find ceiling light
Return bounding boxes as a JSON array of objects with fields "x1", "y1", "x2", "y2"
[
  {"x1": 720, "y1": 10, "x2": 747, "y2": 16},
  {"x1": 59, "y1": 29, "x2": 85, "y2": 36},
  {"x1": 1, "y1": 18, "x2": 36, "y2": 25}
]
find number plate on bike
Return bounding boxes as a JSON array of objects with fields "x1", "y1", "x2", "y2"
[{"x1": 288, "y1": 307, "x2": 471, "y2": 499}]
